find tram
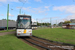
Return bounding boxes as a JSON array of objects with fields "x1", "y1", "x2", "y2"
[{"x1": 16, "y1": 14, "x2": 32, "y2": 37}]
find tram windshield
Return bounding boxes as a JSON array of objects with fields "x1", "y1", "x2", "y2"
[{"x1": 17, "y1": 17, "x2": 31, "y2": 29}]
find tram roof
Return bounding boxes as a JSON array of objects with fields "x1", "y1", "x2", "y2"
[{"x1": 18, "y1": 14, "x2": 31, "y2": 17}]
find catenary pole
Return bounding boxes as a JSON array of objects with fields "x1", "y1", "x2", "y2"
[
  {"x1": 50, "y1": 18, "x2": 51, "y2": 28},
  {"x1": 7, "y1": 4, "x2": 9, "y2": 31},
  {"x1": 20, "y1": 9, "x2": 21, "y2": 14}
]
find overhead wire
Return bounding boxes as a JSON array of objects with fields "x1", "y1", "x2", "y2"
[
  {"x1": 19, "y1": 0, "x2": 27, "y2": 14},
  {"x1": 19, "y1": 0, "x2": 27, "y2": 9},
  {"x1": 2, "y1": 4, "x2": 7, "y2": 8},
  {"x1": 1, "y1": 0, "x2": 27, "y2": 16},
  {"x1": 2, "y1": 4, "x2": 19, "y2": 13}
]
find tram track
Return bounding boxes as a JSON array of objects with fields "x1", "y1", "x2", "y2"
[
  {"x1": 25, "y1": 39, "x2": 51, "y2": 50},
  {"x1": 21, "y1": 35, "x2": 75, "y2": 50}
]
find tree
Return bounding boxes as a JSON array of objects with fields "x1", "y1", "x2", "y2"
[
  {"x1": 63, "y1": 21, "x2": 71, "y2": 24},
  {"x1": 2, "y1": 19, "x2": 7, "y2": 20},
  {"x1": 42, "y1": 23, "x2": 44, "y2": 25},
  {"x1": 44, "y1": 23, "x2": 47, "y2": 26},
  {"x1": 2, "y1": 19, "x2": 15, "y2": 21},
  {"x1": 37, "y1": 22, "x2": 41, "y2": 26},
  {"x1": 46, "y1": 23, "x2": 50, "y2": 26},
  {"x1": 53, "y1": 24, "x2": 56, "y2": 26}
]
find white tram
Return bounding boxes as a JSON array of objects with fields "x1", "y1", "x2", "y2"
[{"x1": 16, "y1": 15, "x2": 32, "y2": 37}]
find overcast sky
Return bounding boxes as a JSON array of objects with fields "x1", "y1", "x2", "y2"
[{"x1": 0, "y1": 0, "x2": 75, "y2": 24}]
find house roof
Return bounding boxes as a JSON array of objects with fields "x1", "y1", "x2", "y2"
[{"x1": 69, "y1": 23, "x2": 75, "y2": 25}]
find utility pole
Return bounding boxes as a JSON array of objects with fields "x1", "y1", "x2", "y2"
[
  {"x1": 41, "y1": 20, "x2": 42, "y2": 27},
  {"x1": 56, "y1": 20, "x2": 57, "y2": 27},
  {"x1": 56, "y1": 20, "x2": 57, "y2": 25},
  {"x1": 36, "y1": 18, "x2": 38, "y2": 22},
  {"x1": 50, "y1": 18, "x2": 51, "y2": 28},
  {"x1": 36, "y1": 19, "x2": 37, "y2": 22},
  {"x1": 7, "y1": 4, "x2": 9, "y2": 31},
  {"x1": 24, "y1": 12, "x2": 25, "y2": 15},
  {"x1": 20, "y1": 9, "x2": 21, "y2": 14},
  {"x1": 36, "y1": 18, "x2": 37, "y2": 25}
]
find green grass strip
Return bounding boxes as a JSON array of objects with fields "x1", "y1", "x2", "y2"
[
  {"x1": 0, "y1": 30, "x2": 15, "y2": 33},
  {"x1": 0, "y1": 34, "x2": 38, "y2": 50},
  {"x1": 33, "y1": 28, "x2": 75, "y2": 44}
]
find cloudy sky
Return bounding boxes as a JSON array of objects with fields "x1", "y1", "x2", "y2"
[{"x1": 0, "y1": 0, "x2": 75, "y2": 24}]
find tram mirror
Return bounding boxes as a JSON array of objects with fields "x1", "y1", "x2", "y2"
[{"x1": 31, "y1": 21, "x2": 32, "y2": 24}]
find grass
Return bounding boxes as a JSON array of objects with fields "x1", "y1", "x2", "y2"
[
  {"x1": 0, "y1": 34, "x2": 38, "y2": 50},
  {"x1": 0, "y1": 30, "x2": 15, "y2": 33},
  {"x1": 33, "y1": 28, "x2": 75, "y2": 44}
]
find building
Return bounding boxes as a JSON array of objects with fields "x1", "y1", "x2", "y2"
[
  {"x1": 62, "y1": 24, "x2": 66, "y2": 28},
  {"x1": 70, "y1": 19, "x2": 75, "y2": 23},
  {"x1": 58, "y1": 22, "x2": 64, "y2": 26},
  {"x1": 66, "y1": 23, "x2": 75, "y2": 29}
]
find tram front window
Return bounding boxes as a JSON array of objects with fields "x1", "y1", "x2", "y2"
[{"x1": 17, "y1": 17, "x2": 31, "y2": 28}]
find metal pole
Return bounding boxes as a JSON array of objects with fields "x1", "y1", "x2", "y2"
[
  {"x1": 20, "y1": 9, "x2": 21, "y2": 14},
  {"x1": 7, "y1": 4, "x2": 9, "y2": 31},
  {"x1": 41, "y1": 20, "x2": 42, "y2": 27},
  {"x1": 50, "y1": 18, "x2": 51, "y2": 28},
  {"x1": 2, "y1": 20, "x2": 3, "y2": 27},
  {"x1": 36, "y1": 18, "x2": 38, "y2": 22},
  {"x1": 56, "y1": 20, "x2": 57, "y2": 27},
  {"x1": 24, "y1": 12, "x2": 25, "y2": 15}
]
